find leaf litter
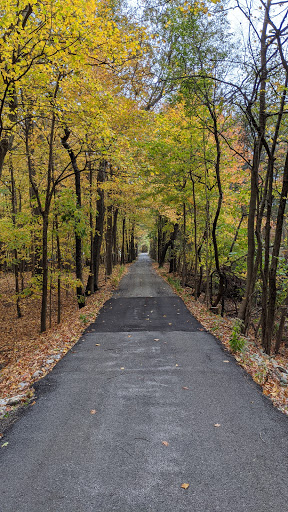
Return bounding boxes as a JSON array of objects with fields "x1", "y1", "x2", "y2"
[
  {"x1": 0, "y1": 265, "x2": 130, "y2": 419},
  {"x1": 155, "y1": 264, "x2": 288, "y2": 416}
]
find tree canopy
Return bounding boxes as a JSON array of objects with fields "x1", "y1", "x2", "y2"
[{"x1": 0, "y1": 0, "x2": 288, "y2": 357}]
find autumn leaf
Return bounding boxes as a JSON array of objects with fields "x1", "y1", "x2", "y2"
[
  {"x1": 214, "y1": 423, "x2": 221, "y2": 427},
  {"x1": 162, "y1": 440, "x2": 169, "y2": 446},
  {"x1": 154, "y1": 338, "x2": 160, "y2": 341},
  {"x1": 95, "y1": 344, "x2": 100, "y2": 346},
  {"x1": 90, "y1": 409, "x2": 97, "y2": 414},
  {"x1": 181, "y1": 483, "x2": 189, "y2": 489},
  {"x1": 1, "y1": 442, "x2": 9, "y2": 448}
]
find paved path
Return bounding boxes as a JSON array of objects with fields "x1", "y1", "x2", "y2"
[{"x1": 0, "y1": 254, "x2": 288, "y2": 511}]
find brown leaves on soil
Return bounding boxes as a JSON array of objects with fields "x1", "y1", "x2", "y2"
[
  {"x1": 155, "y1": 263, "x2": 288, "y2": 416},
  {"x1": 0, "y1": 265, "x2": 129, "y2": 407}
]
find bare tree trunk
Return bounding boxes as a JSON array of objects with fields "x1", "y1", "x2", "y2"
[
  {"x1": 261, "y1": 73, "x2": 288, "y2": 351},
  {"x1": 275, "y1": 290, "x2": 288, "y2": 354},
  {"x1": 209, "y1": 111, "x2": 224, "y2": 314},
  {"x1": 263, "y1": 150, "x2": 288, "y2": 354},
  {"x1": 239, "y1": 2, "x2": 270, "y2": 328}
]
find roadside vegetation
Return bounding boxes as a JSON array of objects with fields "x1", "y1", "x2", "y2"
[{"x1": 1, "y1": 0, "x2": 288, "y2": 414}]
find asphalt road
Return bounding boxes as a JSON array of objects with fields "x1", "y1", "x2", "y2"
[{"x1": 0, "y1": 254, "x2": 288, "y2": 511}]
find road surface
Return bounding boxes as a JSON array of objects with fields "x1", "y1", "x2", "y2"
[{"x1": 0, "y1": 254, "x2": 287, "y2": 511}]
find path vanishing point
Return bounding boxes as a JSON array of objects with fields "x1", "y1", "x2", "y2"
[{"x1": 0, "y1": 254, "x2": 288, "y2": 511}]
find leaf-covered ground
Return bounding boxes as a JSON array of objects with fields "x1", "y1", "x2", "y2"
[
  {"x1": 155, "y1": 264, "x2": 288, "y2": 416},
  {"x1": 0, "y1": 265, "x2": 128, "y2": 418}
]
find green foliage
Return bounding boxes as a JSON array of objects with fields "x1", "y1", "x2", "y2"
[
  {"x1": 79, "y1": 313, "x2": 88, "y2": 324},
  {"x1": 229, "y1": 319, "x2": 246, "y2": 353},
  {"x1": 167, "y1": 275, "x2": 181, "y2": 292}
]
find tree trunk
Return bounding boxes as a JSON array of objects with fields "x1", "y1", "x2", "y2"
[
  {"x1": 209, "y1": 111, "x2": 224, "y2": 314},
  {"x1": 274, "y1": 291, "x2": 288, "y2": 354},
  {"x1": 159, "y1": 223, "x2": 179, "y2": 267},
  {"x1": 239, "y1": 2, "x2": 270, "y2": 328},
  {"x1": 181, "y1": 202, "x2": 187, "y2": 286},
  {"x1": 9, "y1": 154, "x2": 22, "y2": 318},
  {"x1": 86, "y1": 159, "x2": 106, "y2": 293},
  {"x1": 263, "y1": 149, "x2": 288, "y2": 353},
  {"x1": 157, "y1": 215, "x2": 165, "y2": 263},
  {"x1": 121, "y1": 217, "x2": 126, "y2": 264},
  {"x1": 40, "y1": 213, "x2": 49, "y2": 332},
  {"x1": 24, "y1": 114, "x2": 42, "y2": 274},
  {"x1": 106, "y1": 204, "x2": 113, "y2": 276},
  {"x1": 61, "y1": 128, "x2": 85, "y2": 309},
  {"x1": 192, "y1": 178, "x2": 198, "y2": 298},
  {"x1": 129, "y1": 223, "x2": 136, "y2": 262},
  {"x1": 112, "y1": 207, "x2": 119, "y2": 265},
  {"x1": 55, "y1": 214, "x2": 62, "y2": 324},
  {"x1": 88, "y1": 156, "x2": 94, "y2": 292},
  {"x1": 261, "y1": 72, "x2": 288, "y2": 350}
]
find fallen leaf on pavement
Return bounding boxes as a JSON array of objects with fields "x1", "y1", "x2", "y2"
[
  {"x1": 181, "y1": 483, "x2": 189, "y2": 489},
  {"x1": 162, "y1": 441, "x2": 169, "y2": 446},
  {"x1": 223, "y1": 360, "x2": 229, "y2": 363},
  {"x1": 182, "y1": 386, "x2": 189, "y2": 390},
  {"x1": 120, "y1": 367, "x2": 125, "y2": 370},
  {"x1": 90, "y1": 409, "x2": 97, "y2": 415},
  {"x1": 154, "y1": 339, "x2": 160, "y2": 341},
  {"x1": 1, "y1": 442, "x2": 9, "y2": 448},
  {"x1": 95, "y1": 344, "x2": 100, "y2": 347},
  {"x1": 214, "y1": 423, "x2": 221, "y2": 427}
]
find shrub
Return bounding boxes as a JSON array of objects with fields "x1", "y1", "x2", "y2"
[{"x1": 229, "y1": 319, "x2": 246, "y2": 353}]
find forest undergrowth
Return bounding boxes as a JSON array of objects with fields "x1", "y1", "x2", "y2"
[
  {"x1": 155, "y1": 264, "x2": 288, "y2": 416},
  {"x1": 0, "y1": 264, "x2": 128, "y2": 420}
]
